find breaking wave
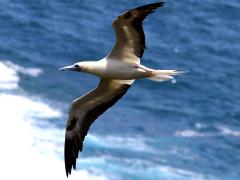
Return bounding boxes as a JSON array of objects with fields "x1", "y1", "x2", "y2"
[
  {"x1": 175, "y1": 125, "x2": 240, "y2": 138},
  {"x1": 0, "y1": 60, "x2": 107, "y2": 180}
]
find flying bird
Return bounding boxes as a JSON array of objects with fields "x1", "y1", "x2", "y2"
[{"x1": 60, "y1": 1, "x2": 184, "y2": 177}]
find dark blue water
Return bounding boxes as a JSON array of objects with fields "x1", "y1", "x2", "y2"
[{"x1": 0, "y1": 0, "x2": 239, "y2": 179}]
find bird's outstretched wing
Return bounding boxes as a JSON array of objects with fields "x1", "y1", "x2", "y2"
[
  {"x1": 64, "y1": 79, "x2": 133, "y2": 176},
  {"x1": 107, "y1": 2, "x2": 164, "y2": 62}
]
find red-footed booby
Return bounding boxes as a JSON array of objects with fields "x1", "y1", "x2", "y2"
[{"x1": 60, "y1": 2, "x2": 185, "y2": 177}]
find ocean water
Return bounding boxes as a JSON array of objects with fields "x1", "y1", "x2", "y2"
[{"x1": 0, "y1": 0, "x2": 239, "y2": 179}]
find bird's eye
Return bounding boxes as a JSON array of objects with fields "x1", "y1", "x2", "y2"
[{"x1": 74, "y1": 64, "x2": 80, "y2": 68}]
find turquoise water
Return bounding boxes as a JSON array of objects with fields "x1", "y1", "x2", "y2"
[{"x1": 0, "y1": 0, "x2": 239, "y2": 179}]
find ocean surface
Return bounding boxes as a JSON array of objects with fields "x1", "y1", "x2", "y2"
[{"x1": 0, "y1": 0, "x2": 239, "y2": 179}]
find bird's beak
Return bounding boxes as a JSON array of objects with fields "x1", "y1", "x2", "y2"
[{"x1": 59, "y1": 65, "x2": 76, "y2": 71}]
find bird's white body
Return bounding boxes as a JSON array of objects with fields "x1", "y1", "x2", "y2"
[
  {"x1": 76, "y1": 58, "x2": 183, "y2": 82},
  {"x1": 78, "y1": 58, "x2": 153, "y2": 80}
]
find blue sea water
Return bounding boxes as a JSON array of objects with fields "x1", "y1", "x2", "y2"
[{"x1": 0, "y1": 0, "x2": 239, "y2": 179}]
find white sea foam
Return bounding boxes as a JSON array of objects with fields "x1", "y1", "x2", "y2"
[
  {"x1": 174, "y1": 130, "x2": 210, "y2": 138},
  {"x1": 0, "y1": 60, "x2": 42, "y2": 90},
  {"x1": 0, "y1": 93, "x2": 108, "y2": 180},
  {"x1": 0, "y1": 93, "x2": 62, "y2": 119},
  {"x1": 87, "y1": 134, "x2": 155, "y2": 153},
  {"x1": 175, "y1": 126, "x2": 240, "y2": 138},
  {"x1": 217, "y1": 126, "x2": 240, "y2": 137},
  {"x1": 4, "y1": 60, "x2": 42, "y2": 77},
  {"x1": 0, "y1": 61, "x2": 107, "y2": 180},
  {"x1": 0, "y1": 62, "x2": 19, "y2": 89}
]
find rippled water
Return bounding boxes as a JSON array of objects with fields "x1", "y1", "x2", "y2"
[{"x1": 0, "y1": 0, "x2": 239, "y2": 179}]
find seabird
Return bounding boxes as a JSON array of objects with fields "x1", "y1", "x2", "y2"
[{"x1": 60, "y1": 2, "x2": 184, "y2": 177}]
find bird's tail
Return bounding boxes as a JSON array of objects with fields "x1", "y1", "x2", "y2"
[{"x1": 147, "y1": 70, "x2": 187, "y2": 82}]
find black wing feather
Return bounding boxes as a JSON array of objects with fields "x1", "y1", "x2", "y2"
[
  {"x1": 109, "y1": 2, "x2": 164, "y2": 59},
  {"x1": 64, "y1": 84, "x2": 131, "y2": 177},
  {"x1": 126, "y1": 2, "x2": 165, "y2": 57}
]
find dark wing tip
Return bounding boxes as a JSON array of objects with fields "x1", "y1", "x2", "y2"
[
  {"x1": 64, "y1": 130, "x2": 83, "y2": 177},
  {"x1": 135, "y1": 2, "x2": 165, "y2": 11}
]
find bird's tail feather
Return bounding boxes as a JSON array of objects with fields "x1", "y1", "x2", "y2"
[{"x1": 147, "y1": 70, "x2": 187, "y2": 82}]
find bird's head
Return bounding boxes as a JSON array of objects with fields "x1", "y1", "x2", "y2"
[{"x1": 59, "y1": 62, "x2": 83, "y2": 72}]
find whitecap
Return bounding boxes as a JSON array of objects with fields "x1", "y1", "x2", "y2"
[
  {"x1": 4, "y1": 60, "x2": 42, "y2": 77},
  {"x1": 175, "y1": 126, "x2": 240, "y2": 138},
  {"x1": 0, "y1": 93, "x2": 62, "y2": 119},
  {"x1": 0, "y1": 60, "x2": 43, "y2": 90},
  {"x1": 217, "y1": 126, "x2": 240, "y2": 137},
  {"x1": 174, "y1": 130, "x2": 209, "y2": 137},
  {"x1": 0, "y1": 61, "x2": 19, "y2": 90},
  {"x1": 0, "y1": 60, "x2": 110, "y2": 179},
  {"x1": 0, "y1": 92, "x2": 108, "y2": 180}
]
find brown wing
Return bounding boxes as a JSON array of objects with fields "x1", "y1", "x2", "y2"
[
  {"x1": 107, "y1": 2, "x2": 164, "y2": 61},
  {"x1": 64, "y1": 79, "x2": 133, "y2": 176}
]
